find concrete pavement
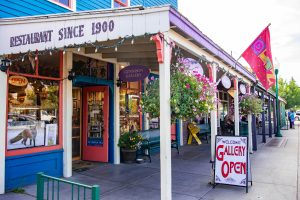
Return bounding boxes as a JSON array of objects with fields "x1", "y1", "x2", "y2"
[{"x1": 1, "y1": 123, "x2": 299, "y2": 200}]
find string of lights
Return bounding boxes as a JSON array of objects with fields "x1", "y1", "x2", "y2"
[{"x1": 0, "y1": 32, "x2": 248, "y2": 84}]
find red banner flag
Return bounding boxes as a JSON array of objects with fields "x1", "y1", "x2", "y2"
[{"x1": 242, "y1": 26, "x2": 275, "y2": 90}]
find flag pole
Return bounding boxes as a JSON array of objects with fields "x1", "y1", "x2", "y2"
[{"x1": 217, "y1": 23, "x2": 271, "y2": 84}]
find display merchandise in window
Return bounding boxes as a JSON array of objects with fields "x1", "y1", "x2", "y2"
[
  {"x1": 120, "y1": 87, "x2": 141, "y2": 134},
  {"x1": 7, "y1": 76, "x2": 59, "y2": 150}
]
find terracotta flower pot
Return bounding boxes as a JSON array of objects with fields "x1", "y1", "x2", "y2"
[{"x1": 121, "y1": 149, "x2": 137, "y2": 163}]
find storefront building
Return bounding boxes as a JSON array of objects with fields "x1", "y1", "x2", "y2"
[{"x1": 0, "y1": 3, "x2": 285, "y2": 198}]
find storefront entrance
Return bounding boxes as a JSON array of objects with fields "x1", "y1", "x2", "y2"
[{"x1": 72, "y1": 86, "x2": 109, "y2": 163}]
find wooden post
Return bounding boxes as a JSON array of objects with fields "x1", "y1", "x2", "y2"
[
  {"x1": 261, "y1": 92, "x2": 266, "y2": 143},
  {"x1": 268, "y1": 95, "x2": 272, "y2": 137},
  {"x1": 208, "y1": 63, "x2": 217, "y2": 162},
  {"x1": 159, "y1": 34, "x2": 172, "y2": 200},
  {"x1": 63, "y1": 51, "x2": 73, "y2": 178},
  {"x1": 114, "y1": 64, "x2": 121, "y2": 164},
  {"x1": 0, "y1": 71, "x2": 7, "y2": 194},
  {"x1": 234, "y1": 78, "x2": 239, "y2": 136},
  {"x1": 251, "y1": 86, "x2": 257, "y2": 151}
]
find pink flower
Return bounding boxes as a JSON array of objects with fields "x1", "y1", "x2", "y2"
[
  {"x1": 186, "y1": 83, "x2": 190, "y2": 89},
  {"x1": 150, "y1": 76, "x2": 155, "y2": 81}
]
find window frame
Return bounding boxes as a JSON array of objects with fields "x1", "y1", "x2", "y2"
[
  {"x1": 49, "y1": 0, "x2": 75, "y2": 11},
  {"x1": 113, "y1": 0, "x2": 129, "y2": 8},
  {"x1": 6, "y1": 52, "x2": 64, "y2": 157}
]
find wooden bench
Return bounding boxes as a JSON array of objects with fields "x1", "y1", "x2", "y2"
[{"x1": 137, "y1": 129, "x2": 179, "y2": 162}]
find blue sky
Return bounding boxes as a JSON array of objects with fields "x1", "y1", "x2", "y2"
[{"x1": 178, "y1": 0, "x2": 300, "y2": 85}]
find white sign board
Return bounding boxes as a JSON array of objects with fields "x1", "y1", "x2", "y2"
[
  {"x1": 45, "y1": 124, "x2": 58, "y2": 146},
  {"x1": 215, "y1": 136, "x2": 249, "y2": 187},
  {"x1": 181, "y1": 58, "x2": 204, "y2": 76},
  {"x1": 0, "y1": 7, "x2": 170, "y2": 54}
]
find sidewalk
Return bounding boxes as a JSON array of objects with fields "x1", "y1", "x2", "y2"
[{"x1": 1, "y1": 124, "x2": 299, "y2": 200}]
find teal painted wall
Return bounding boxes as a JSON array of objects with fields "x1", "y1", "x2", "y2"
[
  {"x1": 0, "y1": 0, "x2": 178, "y2": 18},
  {"x1": 0, "y1": 0, "x2": 69, "y2": 18},
  {"x1": 131, "y1": 0, "x2": 177, "y2": 9}
]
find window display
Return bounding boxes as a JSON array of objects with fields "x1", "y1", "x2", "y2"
[
  {"x1": 120, "y1": 82, "x2": 141, "y2": 134},
  {"x1": 7, "y1": 52, "x2": 61, "y2": 152},
  {"x1": 7, "y1": 77, "x2": 59, "y2": 150}
]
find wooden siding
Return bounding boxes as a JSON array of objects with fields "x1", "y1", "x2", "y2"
[{"x1": 0, "y1": 0, "x2": 70, "y2": 18}]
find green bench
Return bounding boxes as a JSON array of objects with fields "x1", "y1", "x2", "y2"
[
  {"x1": 137, "y1": 129, "x2": 179, "y2": 162},
  {"x1": 197, "y1": 123, "x2": 211, "y2": 143},
  {"x1": 239, "y1": 121, "x2": 249, "y2": 136}
]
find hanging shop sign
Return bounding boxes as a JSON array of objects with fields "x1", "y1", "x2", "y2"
[
  {"x1": 214, "y1": 135, "x2": 252, "y2": 193},
  {"x1": 9, "y1": 76, "x2": 28, "y2": 87},
  {"x1": 119, "y1": 65, "x2": 150, "y2": 82},
  {"x1": 239, "y1": 84, "x2": 246, "y2": 94},
  {"x1": 221, "y1": 75, "x2": 231, "y2": 89},
  {"x1": 180, "y1": 58, "x2": 204, "y2": 76},
  {"x1": 0, "y1": 8, "x2": 169, "y2": 54}
]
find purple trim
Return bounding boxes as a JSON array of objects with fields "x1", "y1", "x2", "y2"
[{"x1": 169, "y1": 8, "x2": 255, "y2": 82}]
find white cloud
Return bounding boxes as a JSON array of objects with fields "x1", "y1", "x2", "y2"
[{"x1": 178, "y1": 0, "x2": 300, "y2": 84}]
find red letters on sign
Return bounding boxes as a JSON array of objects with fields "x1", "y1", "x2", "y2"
[{"x1": 221, "y1": 161, "x2": 246, "y2": 178}]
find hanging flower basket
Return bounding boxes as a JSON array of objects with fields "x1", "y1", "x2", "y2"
[
  {"x1": 239, "y1": 94, "x2": 263, "y2": 115},
  {"x1": 141, "y1": 59, "x2": 218, "y2": 121}
]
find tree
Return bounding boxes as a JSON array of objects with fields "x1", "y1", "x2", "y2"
[{"x1": 273, "y1": 77, "x2": 300, "y2": 109}]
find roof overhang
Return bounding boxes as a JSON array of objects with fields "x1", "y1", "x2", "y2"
[
  {"x1": 0, "y1": 6, "x2": 170, "y2": 55},
  {"x1": 169, "y1": 8, "x2": 256, "y2": 82},
  {"x1": 0, "y1": 5, "x2": 256, "y2": 83}
]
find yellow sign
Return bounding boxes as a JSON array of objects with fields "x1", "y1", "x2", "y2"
[
  {"x1": 9, "y1": 76, "x2": 28, "y2": 87},
  {"x1": 187, "y1": 123, "x2": 202, "y2": 145}
]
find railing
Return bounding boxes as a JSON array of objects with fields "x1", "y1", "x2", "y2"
[{"x1": 37, "y1": 172, "x2": 100, "y2": 200}]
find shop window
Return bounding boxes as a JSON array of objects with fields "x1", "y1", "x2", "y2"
[
  {"x1": 7, "y1": 52, "x2": 62, "y2": 155},
  {"x1": 114, "y1": 0, "x2": 128, "y2": 8},
  {"x1": 50, "y1": 0, "x2": 73, "y2": 10},
  {"x1": 7, "y1": 77, "x2": 59, "y2": 150},
  {"x1": 120, "y1": 82, "x2": 141, "y2": 134},
  {"x1": 73, "y1": 54, "x2": 107, "y2": 79}
]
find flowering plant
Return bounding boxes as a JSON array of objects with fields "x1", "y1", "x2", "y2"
[
  {"x1": 239, "y1": 94, "x2": 263, "y2": 115},
  {"x1": 118, "y1": 131, "x2": 143, "y2": 150},
  {"x1": 141, "y1": 59, "x2": 218, "y2": 121}
]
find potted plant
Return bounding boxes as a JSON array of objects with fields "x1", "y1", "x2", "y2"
[{"x1": 118, "y1": 131, "x2": 143, "y2": 163}]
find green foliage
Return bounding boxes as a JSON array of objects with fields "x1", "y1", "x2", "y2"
[
  {"x1": 272, "y1": 77, "x2": 300, "y2": 109},
  {"x1": 239, "y1": 94, "x2": 263, "y2": 115},
  {"x1": 141, "y1": 63, "x2": 217, "y2": 121},
  {"x1": 118, "y1": 131, "x2": 143, "y2": 150}
]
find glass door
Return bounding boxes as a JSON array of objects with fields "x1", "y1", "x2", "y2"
[{"x1": 82, "y1": 86, "x2": 109, "y2": 162}]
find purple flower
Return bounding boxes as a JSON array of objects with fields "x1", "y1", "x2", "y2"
[{"x1": 150, "y1": 76, "x2": 155, "y2": 81}]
